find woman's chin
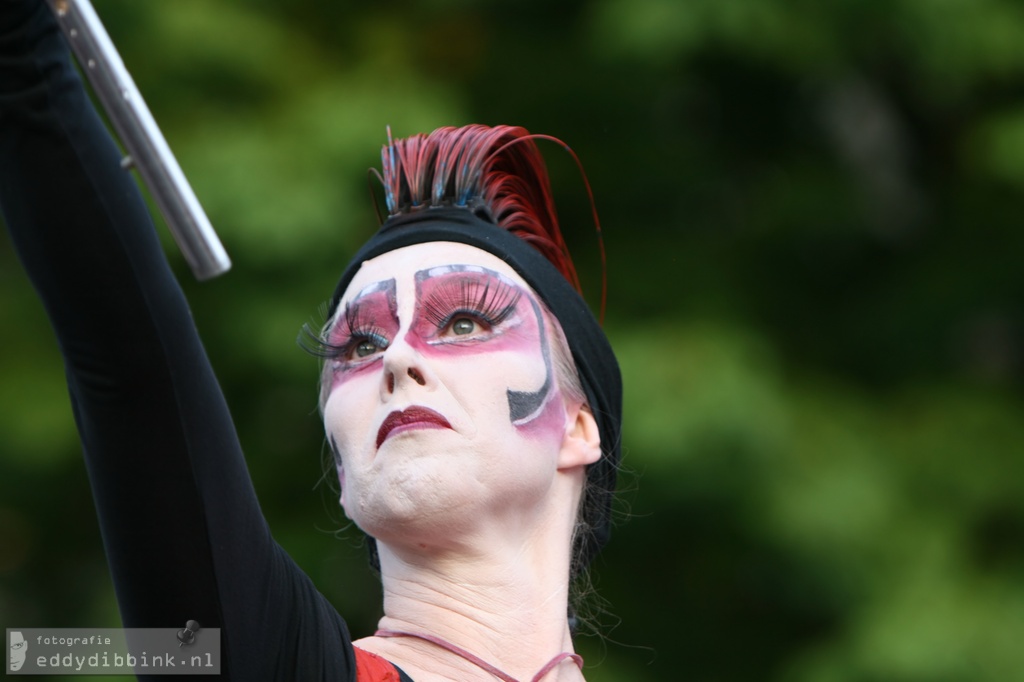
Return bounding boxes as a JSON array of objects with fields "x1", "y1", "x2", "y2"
[{"x1": 349, "y1": 474, "x2": 478, "y2": 543}]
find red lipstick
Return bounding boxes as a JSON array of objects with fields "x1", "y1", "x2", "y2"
[{"x1": 377, "y1": 407, "x2": 452, "y2": 448}]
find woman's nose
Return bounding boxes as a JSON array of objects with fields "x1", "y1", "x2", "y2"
[{"x1": 380, "y1": 333, "x2": 431, "y2": 397}]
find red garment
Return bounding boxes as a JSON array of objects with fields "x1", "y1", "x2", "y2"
[{"x1": 354, "y1": 647, "x2": 403, "y2": 682}]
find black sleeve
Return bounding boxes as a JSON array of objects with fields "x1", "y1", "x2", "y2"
[{"x1": 0, "y1": 3, "x2": 359, "y2": 679}]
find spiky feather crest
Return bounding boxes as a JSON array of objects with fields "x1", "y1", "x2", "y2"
[{"x1": 380, "y1": 124, "x2": 585, "y2": 296}]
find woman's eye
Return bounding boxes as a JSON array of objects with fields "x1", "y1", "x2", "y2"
[
  {"x1": 355, "y1": 340, "x2": 377, "y2": 357},
  {"x1": 451, "y1": 318, "x2": 477, "y2": 335},
  {"x1": 353, "y1": 339, "x2": 381, "y2": 358}
]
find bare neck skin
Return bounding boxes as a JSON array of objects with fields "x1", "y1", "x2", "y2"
[{"x1": 354, "y1": 469, "x2": 587, "y2": 682}]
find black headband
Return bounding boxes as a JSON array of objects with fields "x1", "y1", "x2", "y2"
[{"x1": 328, "y1": 207, "x2": 622, "y2": 568}]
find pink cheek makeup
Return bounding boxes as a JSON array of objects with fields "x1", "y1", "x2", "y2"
[
  {"x1": 514, "y1": 385, "x2": 567, "y2": 443},
  {"x1": 411, "y1": 265, "x2": 556, "y2": 428},
  {"x1": 506, "y1": 294, "x2": 554, "y2": 425}
]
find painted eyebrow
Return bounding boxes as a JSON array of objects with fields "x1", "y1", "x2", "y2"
[
  {"x1": 413, "y1": 265, "x2": 527, "y2": 329},
  {"x1": 338, "y1": 278, "x2": 398, "y2": 322},
  {"x1": 414, "y1": 263, "x2": 521, "y2": 287},
  {"x1": 350, "y1": 278, "x2": 397, "y2": 302},
  {"x1": 332, "y1": 278, "x2": 398, "y2": 341}
]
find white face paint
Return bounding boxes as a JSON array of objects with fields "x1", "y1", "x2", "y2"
[{"x1": 322, "y1": 242, "x2": 570, "y2": 551}]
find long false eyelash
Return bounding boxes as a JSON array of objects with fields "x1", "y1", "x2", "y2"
[
  {"x1": 342, "y1": 302, "x2": 391, "y2": 348},
  {"x1": 298, "y1": 301, "x2": 341, "y2": 358},
  {"x1": 297, "y1": 304, "x2": 389, "y2": 360},
  {"x1": 297, "y1": 322, "x2": 343, "y2": 359},
  {"x1": 421, "y1": 277, "x2": 522, "y2": 330}
]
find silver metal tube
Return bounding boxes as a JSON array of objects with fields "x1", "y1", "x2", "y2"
[{"x1": 46, "y1": 0, "x2": 231, "y2": 280}]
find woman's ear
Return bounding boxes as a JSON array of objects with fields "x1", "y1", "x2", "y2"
[{"x1": 559, "y1": 403, "x2": 601, "y2": 470}]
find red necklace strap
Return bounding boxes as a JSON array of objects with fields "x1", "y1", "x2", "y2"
[{"x1": 375, "y1": 629, "x2": 583, "y2": 682}]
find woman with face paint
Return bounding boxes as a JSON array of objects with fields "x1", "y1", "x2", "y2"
[{"x1": 0, "y1": 3, "x2": 621, "y2": 681}]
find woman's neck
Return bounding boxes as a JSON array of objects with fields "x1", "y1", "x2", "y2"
[{"x1": 356, "y1": 530, "x2": 583, "y2": 680}]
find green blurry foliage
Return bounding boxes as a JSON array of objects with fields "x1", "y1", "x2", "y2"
[{"x1": 2, "y1": 0, "x2": 1023, "y2": 680}]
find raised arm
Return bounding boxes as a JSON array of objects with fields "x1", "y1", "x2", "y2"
[{"x1": 0, "y1": 3, "x2": 355, "y2": 678}]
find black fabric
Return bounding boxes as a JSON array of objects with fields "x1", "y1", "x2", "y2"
[
  {"x1": 0, "y1": 3, "x2": 412, "y2": 681},
  {"x1": 328, "y1": 208, "x2": 623, "y2": 569}
]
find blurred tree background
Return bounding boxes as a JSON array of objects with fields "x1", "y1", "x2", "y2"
[{"x1": 2, "y1": 0, "x2": 1023, "y2": 680}]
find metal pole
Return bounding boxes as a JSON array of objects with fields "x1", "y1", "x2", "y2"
[{"x1": 46, "y1": 0, "x2": 231, "y2": 280}]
